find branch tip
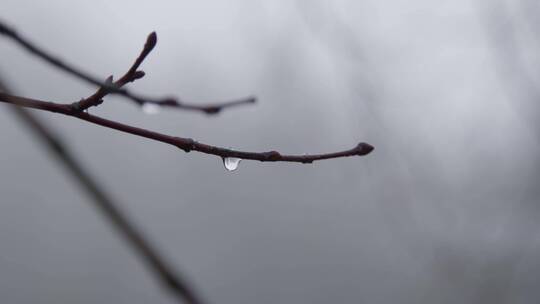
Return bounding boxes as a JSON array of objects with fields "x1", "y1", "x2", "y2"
[
  {"x1": 355, "y1": 142, "x2": 374, "y2": 156},
  {"x1": 132, "y1": 70, "x2": 146, "y2": 80},
  {"x1": 145, "y1": 32, "x2": 158, "y2": 51}
]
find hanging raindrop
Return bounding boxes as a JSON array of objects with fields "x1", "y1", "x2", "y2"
[
  {"x1": 142, "y1": 103, "x2": 160, "y2": 115},
  {"x1": 222, "y1": 157, "x2": 242, "y2": 171}
]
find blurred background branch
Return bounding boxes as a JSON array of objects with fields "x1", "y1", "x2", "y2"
[{"x1": 0, "y1": 77, "x2": 204, "y2": 304}]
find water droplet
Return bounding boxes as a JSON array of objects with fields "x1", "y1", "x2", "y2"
[
  {"x1": 222, "y1": 157, "x2": 241, "y2": 171},
  {"x1": 142, "y1": 103, "x2": 160, "y2": 114}
]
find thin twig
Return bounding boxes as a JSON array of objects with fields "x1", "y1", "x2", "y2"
[
  {"x1": 0, "y1": 80, "x2": 205, "y2": 304},
  {"x1": 73, "y1": 32, "x2": 158, "y2": 111},
  {"x1": 0, "y1": 20, "x2": 255, "y2": 115},
  {"x1": 0, "y1": 19, "x2": 373, "y2": 161},
  {"x1": 0, "y1": 92, "x2": 374, "y2": 163}
]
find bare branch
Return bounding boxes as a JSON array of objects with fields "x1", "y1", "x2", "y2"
[
  {"x1": 0, "y1": 92, "x2": 374, "y2": 163},
  {"x1": 0, "y1": 20, "x2": 255, "y2": 114},
  {"x1": 0, "y1": 16, "x2": 373, "y2": 304},
  {"x1": 0, "y1": 82, "x2": 205, "y2": 304},
  {"x1": 73, "y1": 31, "x2": 157, "y2": 111},
  {"x1": 0, "y1": 19, "x2": 373, "y2": 163}
]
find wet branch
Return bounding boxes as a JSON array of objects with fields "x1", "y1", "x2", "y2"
[
  {"x1": 0, "y1": 19, "x2": 373, "y2": 163},
  {"x1": 0, "y1": 92, "x2": 374, "y2": 163},
  {"x1": 0, "y1": 16, "x2": 374, "y2": 304},
  {"x1": 0, "y1": 20, "x2": 255, "y2": 115}
]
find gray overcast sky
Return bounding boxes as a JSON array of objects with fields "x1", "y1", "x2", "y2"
[{"x1": 1, "y1": 1, "x2": 539, "y2": 303}]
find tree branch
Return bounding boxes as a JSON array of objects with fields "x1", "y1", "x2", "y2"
[
  {"x1": 0, "y1": 16, "x2": 374, "y2": 304},
  {"x1": 0, "y1": 20, "x2": 255, "y2": 115},
  {"x1": 0, "y1": 92, "x2": 374, "y2": 163},
  {"x1": 0, "y1": 80, "x2": 204, "y2": 304},
  {"x1": 0, "y1": 18, "x2": 373, "y2": 163}
]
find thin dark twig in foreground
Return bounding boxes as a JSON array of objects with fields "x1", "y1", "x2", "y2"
[
  {"x1": 0, "y1": 81, "x2": 204, "y2": 304},
  {"x1": 0, "y1": 92, "x2": 374, "y2": 163},
  {"x1": 0, "y1": 20, "x2": 255, "y2": 115}
]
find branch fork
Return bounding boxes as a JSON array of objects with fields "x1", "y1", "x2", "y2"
[
  {"x1": 0, "y1": 18, "x2": 375, "y2": 304},
  {"x1": 0, "y1": 19, "x2": 373, "y2": 164}
]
